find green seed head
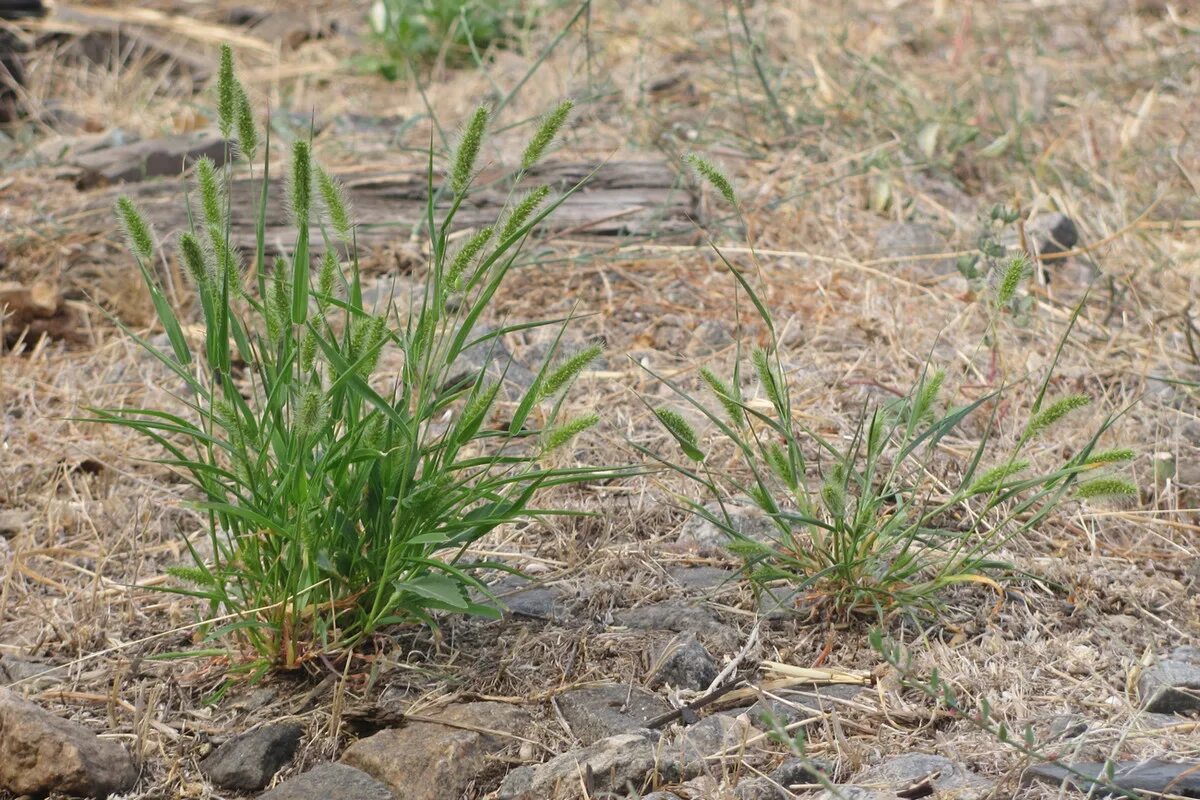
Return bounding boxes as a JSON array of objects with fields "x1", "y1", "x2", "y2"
[
  {"x1": 195, "y1": 157, "x2": 224, "y2": 231},
  {"x1": 540, "y1": 342, "x2": 604, "y2": 399},
  {"x1": 317, "y1": 250, "x2": 339, "y2": 304},
  {"x1": 447, "y1": 225, "x2": 494, "y2": 291},
  {"x1": 655, "y1": 407, "x2": 704, "y2": 462},
  {"x1": 968, "y1": 460, "x2": 1030, "y2": 495},
  {"x1": 289, "y1": 140, "x2": 313, "y2": 228},
  {"x1": 300, "y1": 329, "x2": 319, "y2": 373},
  {"x1": 316, "y1": 167, "x2": 352, "y2": 241},
  {"x1": 1084, "y1": 448, "x2": 1135, "y2": 466},
  {"x1": 295, "y1": 387, "x2": 329, "y2": 439},
  {"x1": 1022, "y1": 394, "x2": 1091, "y2": 442},
  {"x1": 765, "y1": 441, "x2": 795, "y2": 488},
  {"x1": 216, "y1": 44, "x2": 237, "y2": 140},
  {"x1": 178, "y1": 232, "x2": 209, "y2": 289},
  {"x1": 522, "y1": 100, "x2": 573, "y2": 170},
  {"x1": 115, "y1": 197, "x2": 155, "y2": 263},
  {"x1": 685, "y1": 153, "x2": 739, "y2": 209},
  {"x1": 997, "y1": 255, "x2": 1028, "y2": 305},
  {"x1": 751, "y1": 348, "x2": 782, "y2": 408},
  {"x1": 544, "y1": 412, "x2": 599, "y2": 452},
  {"x1": 501, "y1": 185, "x2": 551, "y2": 243},
  {"x1": 699, "y1": 367, "x2": 743, "y2": 427},
  {"x1": 234, "y1": 84, "x2": 258, "y2": 161},
  {"x1": 1074, "y1": 477, "x2": 1138, "y2": 501},
  {"x1": 452, "y1": 106, "x2": 488, "y2": 196},
  {"x1": 352, "y1": 315, "x2": 387, "y2": 378}
]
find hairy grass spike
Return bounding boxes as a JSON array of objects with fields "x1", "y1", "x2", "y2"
[
  {"x1": 316, "y1": 167, "x2": 352, "y2": 241},
  {"x1": 447, "y1": 226, "x2": 494, "y2": 290},
  {"x1": 699, "y1": 367, "x2": 744, "y2": 427},
  {"x1": 300, "y1": 329, "x2": 319, "y2": 373},
  {"x1": 267, "y1": 257, "x2": 290, "y2": 342},
  {"x1": 655, "y1": 407, "x2": 704, "y2": 462},
  {"x1": 544, "y1": 412, "x2": 599, "y2": 452},
  {"x1": 540, "y1": 343, "x2": 604, "y2": 398},
  {"x1": 1022, "y1": 394, "x2": 1091, "y2": 442},
  {"x1": 501, "y1": 186, "x2": 550, "y2": 243},
  {"x1": 685, "y1": 153, "x2": 738, "y2": 209},
  {"x1": 452, "y1": 106, "x2": 488, "y2": 196},
  {"x1": 317, "y1": 251, "x2": 339, "y2": 304},
  {"x1": 522, "y1": 100, "x2": 573, "y2": 169},
  {"x1": 288, "y1": 140, "x2": 312, "y2": 228},
  {"x1": 216, "y1": 44, "x2": 237, "y2": 140},
  {"x1": 235, "y1": 84, "x2": 258, "y2": 160},
  {"x1": 751, "y1": 348, "x2": 782, "y2": 409},
  {"x1": 765, "y1": 441, "x2": 795, "y2": 488},
  {"x1": 195, "y1": 157, "x2": 224, "y2": 231},
  {"x1": 295, "y1": 387, "x2": 329, "y2": 440},
  {"x1": 997, "y1": 255, "x2": 1028, "y2": 305},
  {"x1": 1074, "y1": 478, "x2": 1138, "y2": 500},
  {"x1": 352, "y1": 315, "x2": 387, "y2": 378},
  {"x1": 178, "y1": 232, "x2": 209, "y2": 291},
  {"x1": 1084, "y1": 448, "x2": 1135, "y2": 466},
  {"x1": 968, "y1": 460, "x2": 1030, "y2": 494},
  {"x1": 115, "y1": 197, "x2": 155, "y2": 263}
]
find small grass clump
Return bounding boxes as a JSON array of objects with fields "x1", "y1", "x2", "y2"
[
  {"x1": 644, "y1": 157, "x2": 1136, "y2": 621},
  {"x1": 100, "y1": 46, "x2": 609, "y2": 674},
  {"x1": 367, "y1": 0, "x2": 526, "y2": 78}
]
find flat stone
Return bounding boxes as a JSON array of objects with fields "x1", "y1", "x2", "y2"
[
  {"x1": 745, "y1": 684, "x2": 864, "y2": 730},
  {"x1": 484, "y1": 576, "x2": 571, "y2": 621},
  {"x1": 854, "y1": 754, "x2": 993, "y2": 800},
  {"x1": 497, "y1": 731, "x2": 660, "y2": 799},
  {"x1": 677, "y1": 501, "x2": 778, "y2": 552},
  {"x1": 259, "y1": 763, "x2": 394, "y2": 800},
  {"x1": 732, "y1": 776, "x2": 786, "y2": 800},
  {"x1": 812, "y1": 789, "x2": 899, "y2": 800},
  {"x1": 340, "y1": 702, "x2": 529, "y2": 800},
  {"x1": 199, "y1": 723, "x2": 303, "y2": 790},
  {"x1": 1023, "y1": 759, "x2": 1200, "y2": 797},
  {"x1": 662, "y1": 714, "x2": 752, "y2": 778},
  {"x1": 613, "y1": 602, "x2": 737, "y2": 651},
  {"x1": 0, "y1": 687, "x2": 137, "y2": 797},
  {"x1": 873, "y1": 222, "x2": 955, "y2": 276},
  {"x1": 72, "y1": 129, "x2": 231, "y2": 188},
  {"x1": 557, "y1": 683, "x2": 671, "y2": 746},
  {"x1": 0, "y1": 653, "x2": 61, "y2": 689},
  {"x1": 1139, "y1": 646, "x2": 1200, "y2": 714},
  {"x1": 666, "y1": 565, "x2": 737, "y2": 591},
  {"x1": 771, "y1": 757, "x2": 835, "y2": 788},
  {"x1": 649, "y1": 635, "x2": 718, "y2": 691},
  {"x1": 1025, "y1": 212, "x2": 1079, "y2": 255}
]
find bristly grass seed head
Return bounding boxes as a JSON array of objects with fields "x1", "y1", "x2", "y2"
[
  {"x1": 216, "y1": 44, "x2": 237, "y2": 140},
  {"x1": 115, "y1": 197, "x2": 154, "y2": 263},
  {"x1": 317, "y1": 251, "x2": 339, "y2": 304},
  {"x1": 447, "y1": 226, "x2": 494, "y2": 290},
  {"x1": 1022, "y1": 394, "x2": 1091, "y2": 442},
  {"x1": 996, "y1": 255, "x2": 1028, "y2": 305},
  {"x1": 751, "y1": 348, "x2": 783, "y2": 408},
  {"x1": 501, "y1": 185, "x2": 551, "y2": 242},
  {"x1": 1084, "y1": 447, "x2": 1135, "y2": 466},
  {"x1": 655, "y1": 407, "x2": 704, "y2": 462},
  {"x1": 699, "y1": 367, "x2": 744, "y2": 427},
  {"x1": 685, "y1": 153, "x2": 739, "y2": 209},
  {"x1": 316, "y1": 167, "x2": 352, "y2": 241},
  {"x1": 522, "y1": 100, "x2": 573, "y2": 170},
  {"x1": 195, "y1": 157, "x2": 224, "y2": 231},
  {"x1": 452, "y1": 106, "x2": 488, "y2": 196},
  {"x1": 178, "y1": 232, "x2": 210, "y2": 290},
  {"x1": 544, "y1": 412, "x2": 599, "y2": 452},
  {"x1": 1074, "y1": 477, "x2": 1138, "y2": 500},
  {"x1": 234, "y1": 84, "x2": 258, "y2": 160},
  {"x1": 541, "y1": 343, "x2": 604, "y2": 398},
  {"x1": 968, "y1": 460, "x2": 1030, "y2": 494},
  {"x1": 289, "y1": 140, "x2": 312, "y2": 228}
]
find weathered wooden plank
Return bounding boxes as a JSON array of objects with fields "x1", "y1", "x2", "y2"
[{"x1": 79, "y1": 159, "x2": 696, "y2": 256}]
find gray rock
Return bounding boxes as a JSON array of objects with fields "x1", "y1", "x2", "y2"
[
  {"x1": 200, "y1": 723, "x2": 303, "y2": 790},
  {"x1": 557, "y1": 683, "x2": 670, "y2": 746},
  {"x1": 853, "y1": 754, "x2": 993, "y2": 800},
  {"x1": 649, "y1": 636, "x2": 718, "y2": 691},
  {"x1": 0, "y1": 687, "x2": 137, "y2": 798},
  {"x1": 640, "y1": 793, "x2": 683, "y2": 800},
  {"x1": 771, "y1": 757, "x2": 834, "y2": 787},
  {"x1": 678, "y1": 501, "x2": 778, "y2": 552},
  {"x1": 666, "y1": 565, "x2": 737, "y2": 591},
  {"x1": 1025, "y1": 212, "x2": 1079, "y2": 255},
  {"x1": 487, "y1": 576, "x2": 570, "y2": 621},
  {"x1": 812, "y1": 788, "x2": 899, "y2": 800},
  {"x1": 448, "y1": 324, "x2": 537, "y2": 399},
  {"x1": 732, "y1": 776, "x2": 786, "y2": 800},
  {"x1": 873, "y1": 222, "x2": 955, "y2": 276},
  {"x1": 1047, "y1": 714, "x2": 1090, "y2": 741},
  {"x1": 498, "y1": 731, "x2": 660, "y2": 800},
  {"x1": 1139, "y1": 646, "x2": 1200, "y2": 714},
  {"x1": 0, "y1": 653, "x2": 61, "y2": 690},
  {"x1": 746, "y1": 684, "x2": 864, "y2": 730},
  {"x1": 614, "y1": 602, "x2": 737, "y2": 652},
  {"x1": 259, "y1": 763, "x2": 395, "y2": 800},
  {"x1": 340, "y1": 702, "x2": 529, "y2": 800},
  {"x1": 663, "y1": 714, "x2": 752, "y2": 778},
  {"x1": 72, "y1": 128, "x2": 231, "y2": 188},
  {"x1": 1023, "y1": 759, "x2": 1200, "y2": 797}
]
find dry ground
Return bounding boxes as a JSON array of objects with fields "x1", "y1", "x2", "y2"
[{"x1": 1, "y1": 1, "x2": 1198, "y2": 798}]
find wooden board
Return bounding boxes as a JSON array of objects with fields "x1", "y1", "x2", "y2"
[{"x1": 78, "y1": 159, "x2": 698, "y2": 257}]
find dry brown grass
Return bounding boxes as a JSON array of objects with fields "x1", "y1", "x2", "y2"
[{"x1": 1, "y1": 0, "x2": 1198, "y2": 798}]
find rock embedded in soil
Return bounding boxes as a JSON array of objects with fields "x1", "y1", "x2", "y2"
[
  {"x1": 1138, "y1": 646, "x2": 1200, "y2": 714},
  {"x1": 258, "y1": 763, "x2": 395, "y2": 800},
  {"x1": 745, "y1": 684, "x2": 864, "y2": 730},
  {"x1": 487, "y1": 576, "x2": 571, "y2": 621},
  {"x1": 666, "y1": 565, "x2": 737, "y2": 592},
  {"x1": 0, "y1": 653, "x2": 60, "y2": 690},
  {"x1": 813, "y1": 788, "x2": 900, "y2": 800},
  {"x1": 852, "y1": 754, "x2": 993, "y2": 800},
  {"x1": 873, "y1": 222, "x2": 955, "y2": 277},
  {"x1": 497, "y1": 731, "x2": 660, "y2": 800},
  {"x1": 732, "y1": 776, "x2": 786, "y2": 800},
  {"x1": 1023, "y1": 758, "x2": 1200, "y2": 797},
  {"x1": 677, "y1": 501, "x2": 777, "y2": 553},
  {"x1": 613, "y1": 602, "x2": 737, "y2": 652},
  {"x1": 662, "y1": 714, "x2": 752, "y2": 778},
  {"x1": 649, "y1": 635, "x2": 718, "y2": 691},
  {"x1": 0, "y1": 687, "x2": 137, "y2": 798},
  {"x1": 1024, "y1": 212, "x2": 1079, "y2": 256},
  {"x1": 199, "y1": 723, "x2": 303, "y2": 790},
  {"x1": 557, "y1": 683, "x2": 671, "y2": 746},
  {"x1": 340, "y1": 701, "x2": 529, "y2": 800},
  {"x1": 772, "y1": 757, "x2": 835, "y2": 788}
]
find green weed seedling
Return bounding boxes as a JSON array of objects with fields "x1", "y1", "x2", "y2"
[
  {"x1": 100, "y1": 46, "x2": 612, "y2": 676},
  {"x1": 644, "y1": 155, "x2": 1136, "y2": 621}
]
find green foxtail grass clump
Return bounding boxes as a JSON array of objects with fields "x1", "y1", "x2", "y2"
[
  {"x1": 98, "y1": 48, "x2": 614, "y2": 675},
  {"x1": 643, "y1": 156, "x2": 1137, "y2": 620}
]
